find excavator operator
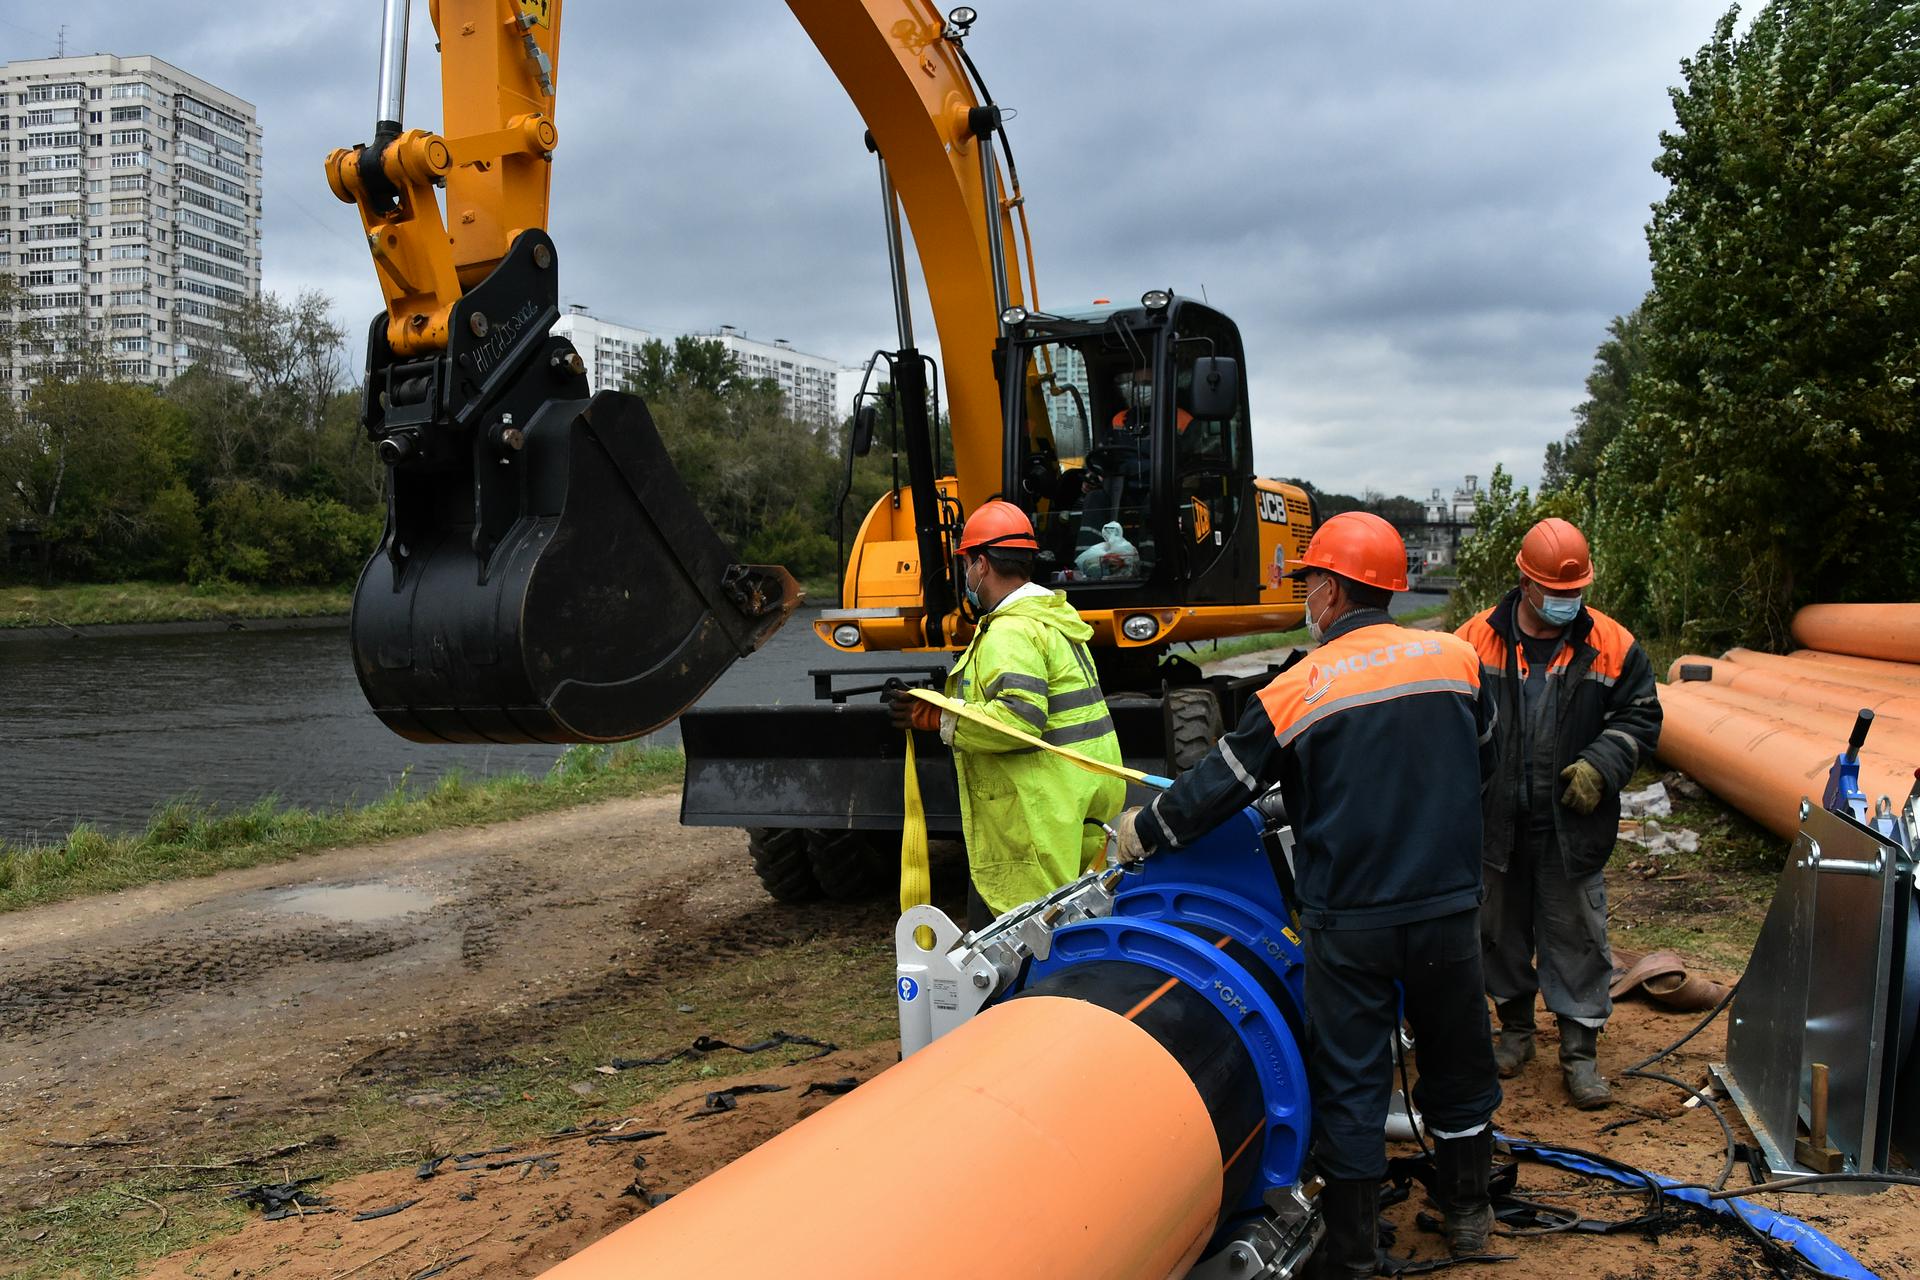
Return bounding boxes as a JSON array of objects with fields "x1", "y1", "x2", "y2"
[
  {"x1": 888, "y1": 501, "x2": 1125, "y2": 927},
  {"x1": 1073, "y1": 364, "x2": 1191, "y2": 577}
]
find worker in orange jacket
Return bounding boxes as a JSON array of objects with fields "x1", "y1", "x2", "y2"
[
  {"x1": 1456, "y1": 518, "x2": 1661, "y2": 1110},
  {"x1": 1113, "y1": 512, "x2": 1501, "y2": 1276}
]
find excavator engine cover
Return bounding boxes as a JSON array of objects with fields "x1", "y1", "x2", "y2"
[{"x1": 350, "y1": 230, "x2": 798, "y2": 743}]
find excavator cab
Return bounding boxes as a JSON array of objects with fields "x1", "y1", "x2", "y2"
[{"x1": 1005, "y1": 294, "x2": 1260, "y2": 613}]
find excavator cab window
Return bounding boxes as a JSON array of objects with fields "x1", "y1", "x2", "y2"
[{"x1": 1012, "y1": 334, "x2": 1161, "y2": 586}]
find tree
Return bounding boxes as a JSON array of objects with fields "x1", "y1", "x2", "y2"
[
  {"x1": 1543, "y1": 310, "x2": 1645, "y2": 499},
  {"x1": 1580, "y1": 0, "x2": 1920, "y2": 647}
]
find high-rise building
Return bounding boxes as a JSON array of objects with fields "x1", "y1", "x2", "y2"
[
  {"x1": 0, "y1": 53, "x2": 263, "y2": 398},
  {"x1": 551, "y1": 305, "x2": 657, "y2": 396},
  {"x1": 551, "y1": 306, "x2": 843, "y2": 430},
  {"x1": 698, "y1": 324, "x2": 840, "y2": 430}
]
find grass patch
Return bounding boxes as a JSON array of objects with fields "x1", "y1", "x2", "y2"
[
  {"x1": 1180, "y1": 601, "x2": 1450, "y2": 666},
  {"x1": 0, "y1": 581, "x2": 353, "y2": 630},
  {"x1": 1609, "y1": 763, "x2": 1784, "y2": 971},
  {"x1": 0, "y1": 928, "x2": 897, "y2": 1279},
  {"x1": 0, "y1": 744, "x2": 683, "y2": 915}
]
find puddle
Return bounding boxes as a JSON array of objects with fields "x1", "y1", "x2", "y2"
[{"x1": 270, "y1": 881, "x2": 436, "y2": 924}]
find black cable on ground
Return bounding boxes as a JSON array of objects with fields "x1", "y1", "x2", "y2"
[{"x1": 1623, "y1": 980, "x2": 1739, "y2": 1074}]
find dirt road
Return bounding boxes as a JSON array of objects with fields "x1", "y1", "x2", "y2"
[{"x1": 0, "y1": 796, "x2": 897, "y2": 1224}]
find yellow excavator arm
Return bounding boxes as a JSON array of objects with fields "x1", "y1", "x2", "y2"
[
  {"x1": 788, "y1": 0, "x2": 1027, "y2": 516},
  {"x1": 325, "y1": 2, "x2": 1311, "y2": 746},
  {"x1": 325, "y1": 0, "x2": 563, "y2": 358}
]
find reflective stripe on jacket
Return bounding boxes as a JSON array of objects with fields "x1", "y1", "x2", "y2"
[
  {"x1": 944, "y1": 589, "x2": 1126, "y2": 914},
  {"x1": 1456, "y1": 591, "x2": 1662, "y2": 877},
  {"x1": 1136, "y1": 610, "x2": 1495, "y2": 929}
]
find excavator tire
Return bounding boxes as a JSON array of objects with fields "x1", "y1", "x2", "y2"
[
  {"x1": 748, "y1": 827, "x2": 821, "y2": 903},
  {"x1": 1165, "y1": 687, "x2": 1226, "y2": 774},
  {"x1": 806, "y1": 830, "x2": 889, "y2": 901}
]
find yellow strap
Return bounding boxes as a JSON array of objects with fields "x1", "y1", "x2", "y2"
[
  {"x1": 904, "y1": 686, "x2": 1166, "y2": 789},
  {"x1": 899, "y1": 728, "x2": 935, "y2": 949},
  {"x1": 898, "y1": 687, "x2": 1168, "y2": 943}
]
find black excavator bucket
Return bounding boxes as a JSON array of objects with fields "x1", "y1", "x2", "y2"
[{"x1": 349, "y1": 230, "x2": 799, "y2": 744}]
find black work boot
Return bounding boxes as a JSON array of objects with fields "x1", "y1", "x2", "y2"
[
  {"x1": 1431, "y1": 1129, "x2": 1495, "y2": 1257},
  {"x1": 1559, "y1": 1019, "x2": 1611, "y2": 1109},
  {"x1": 1492, "y1": 997, "x2": 1536, "y2": 1078},
  {"x1": 1308, "y1": 1178, "x2": 1378, "y2": 1278}
]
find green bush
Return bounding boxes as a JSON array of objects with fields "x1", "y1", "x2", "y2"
[{"x1": 191, "y1": 483, "x2": 381, "y2": 586}]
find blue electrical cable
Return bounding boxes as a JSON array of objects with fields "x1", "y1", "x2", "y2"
[{"x1": 1501, "y1": 1136, "x2": 1878, "y2": 1280}]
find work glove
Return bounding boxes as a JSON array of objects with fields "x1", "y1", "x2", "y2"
[
  {"x1": 887, "y1": 687, "x2": 942, "y2": 733},
  {"x1": 1559, "y1": 759, "x2": 1607, "y2": 815},
  {"x1": 1113, "y1": 807, "x2": 1156, "y2": 864}
]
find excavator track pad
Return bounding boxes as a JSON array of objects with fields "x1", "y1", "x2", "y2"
[{"x1": 350, "y1": 231, "x2": 799, "y2": 744}]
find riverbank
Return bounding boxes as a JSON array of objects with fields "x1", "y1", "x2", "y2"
[
  {"x1": 0, "y1": 744, "x2": 682, "y2": 914},
  {"x1": 1, "y1": 581, "x2": 352, "y2": 632}
]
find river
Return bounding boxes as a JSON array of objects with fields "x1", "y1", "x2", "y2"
[{"x1": 0, "y1": 593, "x2": 1445, "y2": 846}]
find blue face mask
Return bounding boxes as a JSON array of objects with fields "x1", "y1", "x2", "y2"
[
  {"x1": 965, "y1": 561, "x2": 984, "y2": 612},
  {"x1": 1536, "y1": 592, "x2": 1583, "y2": 626}
]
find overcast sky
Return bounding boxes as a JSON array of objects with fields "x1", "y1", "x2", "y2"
[{"x1": 2, "y1": 2, "x2": 1733, "y2": 498}]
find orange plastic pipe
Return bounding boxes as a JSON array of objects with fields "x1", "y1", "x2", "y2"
[
  {"x1": 1656, "y1": 685, "x2": 1916, "y2": 840},
  {"x1": 539, "y1": 995, "x2": 1223, "y2": 1280},
  {"x1": 1723, "y1": 648, "x2": 1920, "y2": 694},
  {"x1": 1670, "y1": 655, "x2": 1920, "y2": 724},
  {"x1": 1784, "y1": 649, "x2": 1920, "y2": 690},
  {"x1": 1790, "y1": 603, "x2": 1920, "y2": 664},
  {"x1": 1663, "y1": 681, "x2": 1920, "y2": 772}
]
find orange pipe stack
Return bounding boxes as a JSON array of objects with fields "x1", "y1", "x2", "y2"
[
  {"x1": 1659, "y1": 604, "x2": 1920, "y2": 840},
  {"x1": 538, "y1": 996, "x2": 1226, "y2": 1280}
]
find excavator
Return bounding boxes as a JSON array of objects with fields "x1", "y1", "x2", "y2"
[{"x1": 324, "y1": 0, "x2": 1318, "y2": 902}]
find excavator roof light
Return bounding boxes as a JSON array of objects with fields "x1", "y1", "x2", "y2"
[
  {"x1": 1000, "y1": 305, "x2": 1029, "y2": 328},
  {"x1": 1141, "y1": 289, "x2": 1172, "y2": 311}
]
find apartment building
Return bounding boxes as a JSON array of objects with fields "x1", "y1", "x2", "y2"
[
  {"x1": 0, "y1": 53, "x2": 263, "y2": 396},
  {"x1": 552, "y1": 306, "x2": 842, "y2": 430}
]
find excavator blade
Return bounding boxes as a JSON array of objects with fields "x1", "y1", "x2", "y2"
[{"x1": 351, "y1": 384, "x2": 800, "y2": 744}]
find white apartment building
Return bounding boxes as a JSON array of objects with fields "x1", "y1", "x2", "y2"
[
  {"x1": 0, "y1": 53, "x2": 263, "y2": 397},
  {"x1": 699, "y1": 324, "x2": 839, "y2": 430},
  {"x1": 552, "y1": 306, "x2": 842, "y2": 430},
  {"x1": 551, "y1": 305, "x2": 657, "y2": 396}
]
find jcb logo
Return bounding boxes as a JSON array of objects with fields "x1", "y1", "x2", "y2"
[{"x1": 1257, "y1": 492, "x2": 1290, "y2": 524}]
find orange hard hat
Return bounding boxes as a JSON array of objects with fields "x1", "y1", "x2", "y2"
[
  {"x1": 958, "y1": 500, "x2": 1040, "y2": 555},
  {"x1": 1286, "y1": 511, "x2": 1409, "y2": 591},
  {"x1": 1515, "y1": 517, "x2": 1593, "y2": 590}
]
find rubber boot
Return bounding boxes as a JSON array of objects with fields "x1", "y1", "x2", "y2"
[
  {"x1": 1431, "y1": 1130, "x2": 1495, "y2": 1257},
  {"x1": 1559, "y1": 1019, "x2": 1611, "y2": 1109},
  {"x1": 1492, "y1": 997, "x2": 1536, "y2": 1078},
  {"x1": 1308, "y1": 1178, "x2": 1378, "y2": 1279}
]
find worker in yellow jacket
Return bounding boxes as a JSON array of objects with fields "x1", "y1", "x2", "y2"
[{"x1": 890, "y1": 501, "x2": 1125, "y2": 926}]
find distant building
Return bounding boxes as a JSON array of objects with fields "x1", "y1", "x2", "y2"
[
  {"x1": 1412, "y1": 474, "x2": 1481, "y2": 574},
  {"x1": 551, "y1": 305, "x2": 657, "y2": 396},
  {"x1": 552, "y1": 306, "x2": 842, "y2": 430},
  {"x1": 694, "y1": 323, "x2": 839, "y2": 430},
  {"x1": 0, "y1": 53, "x2": 263, "y2": 396}
]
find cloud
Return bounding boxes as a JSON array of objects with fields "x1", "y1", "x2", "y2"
[{"x1": 11, "y1": 0, "x2": 1728, "y2": 495}]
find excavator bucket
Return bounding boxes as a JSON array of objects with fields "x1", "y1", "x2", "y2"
[{"x1": 349, "y1": 232, "x2": 799, "y2": 744}]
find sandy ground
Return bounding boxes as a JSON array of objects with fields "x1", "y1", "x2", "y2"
[{"x1": 3, "y1": 791, "x2": 1915, "y2": 1278}]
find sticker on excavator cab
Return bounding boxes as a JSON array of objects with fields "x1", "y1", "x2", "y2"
[
  {"x1": 1257, "y1": 490, "x2": 1290, "y2": 524},
  {"x1": 1190, "y1": 497, "x2": 1212, "y2": 543},
  {"x1": 518, "y1": 0, "x2": 553, "y2": 27}
]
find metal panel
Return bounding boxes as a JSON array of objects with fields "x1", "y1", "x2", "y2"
[
  {"x1": 1801, "y1": 803, "x2": 1902, "y2": 1172},
  {"x1": 1723, "y1": 827, "x2": 1819, "y2": 1159}
]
